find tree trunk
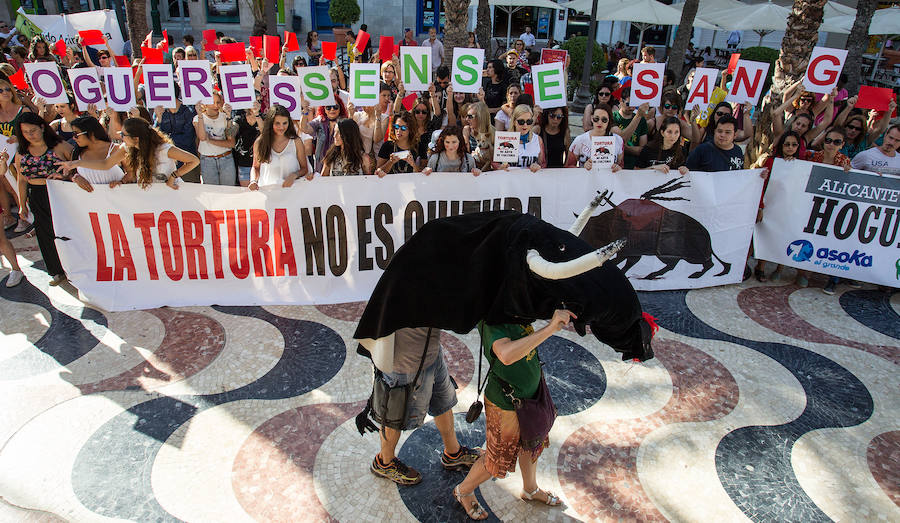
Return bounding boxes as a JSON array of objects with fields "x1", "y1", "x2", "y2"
[
  {"x1": 771, "y1": 0, "x2": 826, "y2": 99},
  {"x1": 125, "y1": 0, "x2": 149, "y2": 59},
  {"x1": 443, "y1": 0, "x2": 470, "y2": 66},
  {"x1": 668, "y1": 0, "x2": 698, "y2": 78},
  {"x1": 66, "y1": 0, "x2": 82, "y2": 14},
  {"x1": 751, "y1": 0, "x2": 826, "y2": 166},
  {"x1": 844, "y1": 0, "x2": 877, "y2": 94},
  {"x1": 244, "y1": 0, "x2": 267, "y2": 36},
  {"x1": 475, "y1": 0, "x2": 491, "y2": 57}
]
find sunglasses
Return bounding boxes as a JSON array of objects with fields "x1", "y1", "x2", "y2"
[
  {"x1": 74, "y1": 131, "x2": 88, "y2": 137},
  {"x1": 800, "y1": 98, "x2": 814, "y2": 103},
  {"x1": 121, "y1": 132, "x2": 133, "y2": 138},
  {"x1": 846, "y1": 125, "x2": 863, "y2": 131},
  {"x1": 663, "y1": 103, "x2": 677, "y2": 109},
  {"x1": 325, "y1": 105, "x2": 339, "y2": 111},
  {"x1": 824, "y1": 137, "x2": 844, "y2": 145},
  {"x1": 414, "y1": 109, "x2": 428, "y2": 115},
  {"x1": 592, "y1": 116, "x2": 609, "y2": 123},
  {"x1": 783, "y1": 142, "x2": 799, "y2": 147},
  {"x1": 715, "y1": 111, "x2": 730, "y2": 118},
  {"x1": 0, "y1": 87, "x2": 11, "y2": 93},
  {"x1": 464, "y1": 114, "x2": 476, "y2": 120},
  {"x1": 549, "y1": 113, "x2": 564, "y2": 119},
  {"x1": 598, "y1": 91, "x2": 611, "y2": 97},
  {"x1": 393, "y1": 124, "x2": 408, "y2": 131},
  {"x1": 516, "y1": 118, "x2": 534, "y2": 126}
]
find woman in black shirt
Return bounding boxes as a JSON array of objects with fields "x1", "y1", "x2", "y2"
[
  {"x1": 232, "y1": 103, "x2": 261, "y2": 186},
  {"x1": 636, "y1": 116, "x2": 688, "y2": 175},
  {"x1": 481, "y1": 59, "x2": 508, "y2": 116},
  {"x1": 540, "y1": 107, "x2": 570, "y2": 168},
  {"x1": 375, "y1": 112, "x2": 421, "y2": 176}
]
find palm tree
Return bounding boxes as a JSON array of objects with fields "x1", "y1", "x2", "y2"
[
  {"x1": 125, "y1": 0, "x2": 149, "y2": 58},
  {"x1": 668, "y1": 0, "x2": 698, "y2": 79},
  {"x1": 844, "y1": 0, "x2": 877, "y2": 93},
  {"x1": 750, "y1": 0, "x2": 826, "y2": 166},
  {"x1": 475, "y1": 0, "x2": 492, "y2": 56},
  {"x1": 443, "y1": 0, "x2": 470, "y2": 66}
]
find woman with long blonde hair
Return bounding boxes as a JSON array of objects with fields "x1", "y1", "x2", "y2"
[{"x1": 462, "y1": 101, "x2": 495, "y2": 170}]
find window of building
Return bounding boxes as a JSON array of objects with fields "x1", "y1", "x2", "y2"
[
  {"x1": 492, "y1": 7, "x2": 555, "y2": 40},
  {"x1": 206, "y1": 0, "x2": 239, "y2": 23},
  {"x1": 418, "y1": 0, "x2": 445, "y2": 35}
]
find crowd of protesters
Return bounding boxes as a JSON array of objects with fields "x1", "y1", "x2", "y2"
[{"x1": 0, "y1": 26, "x2": 897, "y2": 292}]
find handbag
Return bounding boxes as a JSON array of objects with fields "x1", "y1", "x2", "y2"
[
  {"x1": 370, "y1": 328, "x2": 432, "y2": 431},
  {"x1": 497, "y1": 369, "x2": 557, "y2": 453}
]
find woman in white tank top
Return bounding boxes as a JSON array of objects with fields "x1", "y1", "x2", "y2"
[
  {"x1": 490, "y1": 104, "x2": 547, "y2": 173},
  {"x1": 68, "y1": 116, "x2": 125, "y2": 191},
  {"x1": 59, "y1": 118, "x2": 200, "y2": 190},
  {"x1": 250, "y1": 106, "x2": 310, "y2": 190}
]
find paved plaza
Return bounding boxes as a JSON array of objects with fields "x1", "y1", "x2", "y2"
[{"x1": 0, "y1": 230, "x2": 898, "y2": 522}]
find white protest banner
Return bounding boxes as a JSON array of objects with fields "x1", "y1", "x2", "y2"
[
  {"x1": 268, "y1": 76, "x2": 303, "y2": 119},
  {"x1": 24, "y1": 62, "x2": 68, "y2": 104},
  {"x1": 103, "y1": 67, "x2": 137, "y2": 111},
  {"x1": 631, "y1": 62, "x2": 666, "y2": 107},
  {"x1": 686, "y1": 67, "x2": 719, "y2": 108},
  {"x1": 297, "y1": 66, "x2": 335, "y2": 107},
  {"x1": 143, "y1": 64, "x2": 177, "y2": 109},
  {"x1": 726, "y1": 60, "x2": 769, "y2": 105},
  {"x1": 803, "y1": 46, "x2": 848, "y2": 95},
  {"x1": 349, "y1": 63, "x2": 381, "y2": 106},
  {"x1": 531, "y1": 62, "x2": 566, "y2": 109},
  {"x1": 400, "y1": 46, "x2": 431, "y2": 91},
  {"x1": 591, "y1": 136, "x2": 616, "y2": 170},
  {"x1": 451, "y1": 47, "x2": 483, "y2": 93},
  {"x1": 493, "y1": 131, "x2": 520, "y2": 164},
  {"x1": 17, "y1": 8, "x2": 126, "y2": 54},
  {"x1": 754, "y1": 159, "x2": 899, "y2": 288},
  {"x1": 67, "y1": 68, "x2": 106, "y2": 111},
  {"x1": 219, "y1": 64, "x2": 255, "y2": 110},
  {"x1": 48, "y1": 167, "x2": 763, "y2": 310},
  {"x1": 177, "y1": 60, "x2": 215, "y2": 105}
]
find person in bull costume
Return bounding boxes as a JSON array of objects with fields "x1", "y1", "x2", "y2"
[{"x1": 353, "y1": 194, "x2": 656, "y2": 515}]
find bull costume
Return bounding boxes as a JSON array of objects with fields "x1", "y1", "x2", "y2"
[{"x1": 353, "y1": 193, "x2": 656, "y2": 515}]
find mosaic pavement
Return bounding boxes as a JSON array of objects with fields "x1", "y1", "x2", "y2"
[{"x1": 1, "y1": 231, "x2": 898, "y2": 523}]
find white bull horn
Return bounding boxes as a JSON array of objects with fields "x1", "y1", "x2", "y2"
[
  {"x1": 568, "y1": 190, "x2": 610, "y2": 236},
  {"x1": 526, "y1": 239, "x2": 626, "y2": 280}
]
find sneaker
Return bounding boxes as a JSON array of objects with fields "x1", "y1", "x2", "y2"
[
  {"x1": 441, "y1": 446, "x2": 481, "y2": 471},
  {"x1": 5, "y1": 270, "x2": 23, "y2": 287},
  {"x1": 822, "y1": 281, "x2": 836, "y2": 295},
  {"x1": 49, "y1": 274, "x2": 67, "y2": 286},
  {"x1": 13, "y1": 220, "x2": 30, "y2": 233},
  {"x1": 847, "y1": 280, "x2": 862, "y2": 289},
  {"x1": 370, "y1": 455, "x2": 422, "y2": 485},
  {"x1": 796, "y1": 275, "x2": 809, "y2": 288}
]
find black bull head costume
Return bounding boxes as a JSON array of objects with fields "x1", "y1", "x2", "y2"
[{"x1": 353, "y1": 195, "x2": 656, "y2": 375}]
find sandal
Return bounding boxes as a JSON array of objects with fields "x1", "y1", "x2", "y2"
[
  {"x1": 754, "y1": 267, "x2": 767, "y2": 282},
  {"x1": 521, "y1": 487, "x2": 561, "y2": 506},
  {"x1": 454, "y1": 485, "x2": 488, "y2": 520}
]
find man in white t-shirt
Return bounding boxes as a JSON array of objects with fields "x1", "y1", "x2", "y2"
[
  {"x1": 421, "y1": 27, "x2": 443, "y2": 71},
  {"x1": 193, "y1": 91, "x2": 237, "y2": 185},
  {"x1": 519, "y1": 26, "x2": 536, "y2": 50},
  {"x1": 850, "y1": 125, "x2": 900, "y2": 177}
]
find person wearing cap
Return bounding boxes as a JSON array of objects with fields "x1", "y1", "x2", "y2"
[
  {"x1": 504, "y1": 49, "x2": 528, "y2": 86},
  {"x1": 400, "y1": 27, "x2": 417, "y2": 47}
]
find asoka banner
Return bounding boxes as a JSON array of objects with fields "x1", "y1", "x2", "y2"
[
  {"x1": 754, "y1": 159, "x2": 900, "y2": 288},
  {"x1": 16, "y1": 8, "x2": 125, "y2": 54},
  {"x1": 48, "y1": 168, "x2": 764, "y2": 311}
]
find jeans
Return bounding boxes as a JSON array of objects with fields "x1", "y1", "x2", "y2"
[
  {"x1": 200, "y1": 154, "x2": 237, "y2": 186},
  {"x1": 237, "y1": 165, "x2": 252, "y2": 182}
]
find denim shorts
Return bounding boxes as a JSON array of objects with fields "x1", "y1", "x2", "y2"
[
  {"x1": 238, "y1": 165, "x2": 252, "y2": 182},
  {"x1": 378, "y1": 351, "x2": 458, "y2": 430}
]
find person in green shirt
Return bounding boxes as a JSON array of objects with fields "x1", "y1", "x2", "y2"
[
  {"x1": 452, "y1": 309, "x2": 575, "y2": 520},
  {"x1": 611, "y1": 87, "x2": 650, "y2": 170}
]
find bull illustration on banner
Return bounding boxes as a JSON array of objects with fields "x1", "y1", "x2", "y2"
[{"x1": 579, "y1": 181, "x2": 732, "y2": 280}]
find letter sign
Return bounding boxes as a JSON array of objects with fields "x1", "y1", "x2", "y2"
[
  {"x1": 177, "y1": 60, "x2": 214, "y2": 105},
  {"x1": 297, "y1": 66, "x2": 335, "y2": 108},
  {"x1": 803, "y1": 46, "x2": 848, "y2": 94},
  {"x1": 451, "y1": 47, "x2": 484, "y2": 94},
  {"x1": 631, "y1": 62, "x2": 666, "y2": 107},
  {"x1": 350, "y1": 63, "x2": 381, "y2": 106},
  {"x1": 400, "y1": 47, "x2": 431, "y2": 92},
  {"x1": 686, "y1": 67, "x2": 719, "y2": 108},
  {"x1": 67, "y1": 68, "x2": 106, "y2": 111},
  {"x1": 24, "y1": 62, "x2": 69, "y2": 104},
  {"x1": 143, "y1": 64, "x2": 177, "y2": 109},
  {"x1": 531, "y1": 62, "x2": 567, "y2": 109},
  {"x1": 726, "y1": 60, "x2": 770, "y2": 105},
  {"x1": 219, "y1": 64, "x2": 255, "y2": 110},
  {"x1": 269, "y1": 75, "x2": 303, "y2": 118}
]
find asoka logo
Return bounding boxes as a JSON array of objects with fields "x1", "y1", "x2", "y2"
[{"x1": 786, "y1": 240, "x2": 814, "y2": 262}]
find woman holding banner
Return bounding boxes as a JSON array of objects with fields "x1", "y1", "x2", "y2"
[
  {"x1": 250, "y1": 106, "x2": 310, "y2": 189},
  {"x1": 68, "y1": 115, "x2": 125, "y2": 190},
  {"x1": 375, "y1": 112, "x2": 420, "y2": 176},
  {"x1": 492, "y1": 105, "x2": 545, "y2": 172},
  {"x1": 9, "y1": 112, "x2": 73, "y2": 285},
  {"x1": 321, "y1": 119, "x2": 367, "y2": 177},
  {"x1": 637, "y1": 117, "x2": 687, "y2": 174},
  {"x1": 58, "y1": 118, "x2": 199, "y2": 190},
  {"x1": 422, "y1": 126, "x2": 480, "y2": 176},
  {"x1": 566, "y1": 104, "x2": 623, "y2": 172},
  {"x1": 539, "y1": 107, "x2": 569, "y2": 169}
]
